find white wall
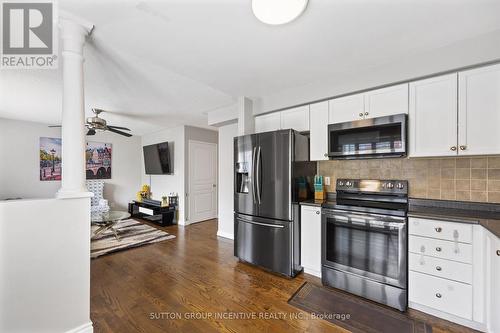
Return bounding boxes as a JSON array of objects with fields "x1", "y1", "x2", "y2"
[
  {"x1": 90, "y1": 132, "x2": 142, "y2": 210},
  {"x1": 217, "y1": 123, "x2": 237, "y2": 239},
  {"x1": 0, "y1": 197, "x2": 93, "y2": 333},
  {"x1": 141, "y1": 126, "x2": 186, "y2": 224},
  {"x1": 0, "y1": 117, "x2": 142, "y2": 209},
  {"x1": 0, "y1": 118, "x2": 62, "y2": 199}
]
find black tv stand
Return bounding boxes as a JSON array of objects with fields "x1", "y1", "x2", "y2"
[{"x1": 128, "y1": 200, "x2": 176, "y2": 226}]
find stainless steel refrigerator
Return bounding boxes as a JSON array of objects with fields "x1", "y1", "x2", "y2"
[{"x1": 234, "y1": 129, "x2": 315, "y2": 277}]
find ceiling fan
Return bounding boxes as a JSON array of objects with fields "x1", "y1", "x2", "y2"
[{"x1": 49, "y1": 108, "x2": 132, "y2": 137}]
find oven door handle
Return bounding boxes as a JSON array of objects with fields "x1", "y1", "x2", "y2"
[{"x1": 325, "y1": 214, "x2": 405, "y2": 229}]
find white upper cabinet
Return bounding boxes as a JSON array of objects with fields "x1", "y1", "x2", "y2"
[
  {"x1": 254, "y1": 112, "x2": 281, "y2": 133},
  {"x1": 409, "y1": 74, "x2": 458, "y2": 157},
  {"x1": 280, "y1": 105, "x2": 310, "y2": 132},
  {"x1": 364, "y1": 83, "x2": 409, "y2": 119},
  {"x1": 329, "y1": 83, "x2": 408, "y2": 124},
  {"x1": 458, "y1": 63, "x2": 500, "y2": 155},
  {"x1": 309, "y1": 101, "x2": 329, "y2": 161},
  {"x1": 329, "y1": 93, "x2": 365, "y2": 124}
]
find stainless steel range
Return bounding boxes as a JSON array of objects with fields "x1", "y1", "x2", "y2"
[{"x1": 321, "y1": 179, "x2": 409, "y2": 311}]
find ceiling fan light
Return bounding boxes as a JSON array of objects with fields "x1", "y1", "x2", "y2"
[{"x1": 252, "y1": 0, "x2": 308, "y2": 25}]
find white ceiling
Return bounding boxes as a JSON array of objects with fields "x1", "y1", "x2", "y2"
[{"x1": 1, "y1": 0, "x2": 500, "y2": 134}]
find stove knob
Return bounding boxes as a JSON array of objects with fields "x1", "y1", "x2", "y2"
[
  {"x1": 396, "y1": 183, "x2": 404, "y2": 189},
  {"x1": 346, "y1": 181, "x2": 352, "y2": 187},
  {"x1": 338, "y1": 181, "x2": 344, "y2": 186},
  {"x1": 386, "y1": 183, "x2": 394, "y2": 189}
]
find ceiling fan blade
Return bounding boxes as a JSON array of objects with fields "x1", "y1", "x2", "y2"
[
  {"x1": 107, "y1": 127, "x2": 132, "y2": 137},
  {"x1": 87, "y1": 129, "x2": 96, "y2": 136},
  {"x1": 48, "y1": 125, "x2": 61, "y2": 128},
  {"x1": 107, "y1": 125, "x2": 131, "y2": 131}
]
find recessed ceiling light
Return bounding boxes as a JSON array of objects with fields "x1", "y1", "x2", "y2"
[{"x1": 252, "y1": 0, "x2": 308, "y2": 25}]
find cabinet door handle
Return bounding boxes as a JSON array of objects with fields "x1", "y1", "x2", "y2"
[
  {"x1": 435, "y1": 293, "x2": 442, "y2": 298},
  {"x1": 316, "y1": 211, "x2": 320, "y2": 215},
  {"x1": 450, "y1": 146, "x2": 457, "y2": 151},
  {"x1": 324, "y1": 153, "x2": 328, "y2": 157},
  {"x1": 435, "y1": 227, "x2": 442, "y2": 232},
  {"x1": 436, "y1": 266, "x2": 442, "y2": 271},
  {"x1": 436, "y1": 247, "x2": 442, "y2": 252},
  {"x1": 364, "y1": 111, "x2": 369, "y2": 116},
  {"x1": 359, "y1": 112, "x2": 364, "y2": 117},
  {"x1": 459, "y1": 145, "x2": 467, "y2": 151},
  {"x1": 496, "y1": 250, "x2": 500, "y2": 256}
]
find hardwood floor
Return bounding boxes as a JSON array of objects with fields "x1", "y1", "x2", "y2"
[{"x1": 90, "y1": 219, "x2": 477, "y2": 333}]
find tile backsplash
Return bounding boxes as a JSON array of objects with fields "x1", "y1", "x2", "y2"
[{"x1": 318, "y1": 156, "x2": 500, "y2": 203}]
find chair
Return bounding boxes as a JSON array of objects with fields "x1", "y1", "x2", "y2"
[{"x1": 86, "y1": 180, "x2": 109, "y2": 214}]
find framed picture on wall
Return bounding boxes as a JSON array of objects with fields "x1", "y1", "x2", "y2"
[
  {"x1": 86, "y1": 142, "x2": 112, "y2": 179},
  {"x1": 40, "y1": 137, "x2": 62, "y2": 181}
]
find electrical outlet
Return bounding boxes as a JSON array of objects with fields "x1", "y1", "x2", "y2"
[{"x1": 325, "y1": 177, "x2": 330, "y2": 186}]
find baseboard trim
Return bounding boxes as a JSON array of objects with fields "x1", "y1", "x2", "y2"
[
  {"x1": 65, "y1": 322, "x2": 93, "y2": 333},
  {"x1": 409, "y1": 302, "x2": 486, "y2": 332},
  {"x1": 217, "y1": 230, "x2": 234, "y2": 240},
  {"x1": 303, "y1": 267, "x2": 321, "y2": 278}
]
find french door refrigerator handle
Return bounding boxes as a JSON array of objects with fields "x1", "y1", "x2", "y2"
[
  {"x1": 252, "y1": 147, "x2": 257, "y2": 204},
  {"x1": 238, "y1": 217, "x2": 285, "y2": 229},
  {"x1": 256, "y1": 146, "x2": 262, "y2": 204}
]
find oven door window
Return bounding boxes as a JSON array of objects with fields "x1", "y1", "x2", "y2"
[
  {"x1": 329, "y1": 123, "x2": 403, "y2": 156},
  {"x1": 325, "y1": 217, "x2": 404, "y2": 286}
]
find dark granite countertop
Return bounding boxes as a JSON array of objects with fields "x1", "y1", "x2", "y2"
[
  {"x1": 408, "y1": 204, "x2": 500, "y2": 238},
  {"x1": 299, "y1": 199, "x2": 326, "y2": 207}
]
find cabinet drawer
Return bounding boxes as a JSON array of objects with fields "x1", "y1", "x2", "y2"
[
  {"x1": 409, "y1": 253, "x2": 472, "y2": 284},
  {"x1": 409, "y1": 235, "x2": 472, "y2": 264},
  {"x1": 409, "y1": 217, "x2": 472, "y2": 243},
  {"x1": 409, "y1": 271, "x2": 472, "y2": 320}
]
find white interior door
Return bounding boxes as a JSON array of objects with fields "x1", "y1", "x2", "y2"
[{"x1": 188, "y1": 141, "x2": 217, "y2": 224}]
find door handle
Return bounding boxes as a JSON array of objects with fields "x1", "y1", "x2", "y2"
[
  {"x1": 252, "y1": 147, "x2": 257, "y2": 204},
  {"x1": 238, "y1": 218, "x2": 284, "y2": 229},
  {"x1": 256, "y1": 146, "x2": 262, "y2": 204},
  {"x1": 460, "y1": 145, "x2": 467, "y2": 151}
]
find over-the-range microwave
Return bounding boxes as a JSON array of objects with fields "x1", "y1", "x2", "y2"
[{"x1": 327, "y1": 113, "x2": 407, "y2": 159}]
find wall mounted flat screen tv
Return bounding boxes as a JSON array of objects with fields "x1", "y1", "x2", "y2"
[{"x1": 143, "y1": 142, "x2": 172, "y2": 175}]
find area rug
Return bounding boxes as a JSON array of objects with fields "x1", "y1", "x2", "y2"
[
  {"x1": 91, "y1": 219, "x2": 175, "y2": 258},
  {"x1": 288, "y1": 282, "x2": 432, "y2": 333}
]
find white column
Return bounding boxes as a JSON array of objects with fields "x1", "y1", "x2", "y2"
[
  {"x1": 237, "y1": 96, "x2": 254, "y2": 136},
  {"x1": 56, "y1": 18, "x2": 93, "y2": 198}
]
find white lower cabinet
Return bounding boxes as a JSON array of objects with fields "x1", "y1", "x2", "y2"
[
  {"x1": 486, "y1": 231, "x2": 500, "y2": 333},
  {"x1": 410, "y1": 271, "x2": 473, "y2": 320},
  {"x1": 408, "y1": 217, "x2": 489, "y2": 331},
  {"x1": 300, "y1": 205, "x2": 321, "y2": 277}
]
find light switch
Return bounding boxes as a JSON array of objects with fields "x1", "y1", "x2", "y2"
[{"x1": 324, "y1": 177, "x2": 330, "y2": 186}]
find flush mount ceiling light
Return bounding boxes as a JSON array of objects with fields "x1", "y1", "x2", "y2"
[{"x1": 252, "y1": 0, "x2": 308, "y2": 25}]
